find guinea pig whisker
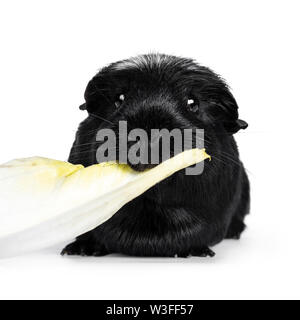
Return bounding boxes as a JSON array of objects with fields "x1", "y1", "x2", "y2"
[
  {"x1": 219, "y1": 150, "x2": 246, "y2": 163},
  {"x1": 72, "y1": 143, "x2": 121, "y2": 151},
  {"x1": 73, "y1": 127, "x2": 108, "y2": 139},
  {"x1": 69, "y1": 148, "x2": 98, "y2": 154},
  {"x1": 88, "y1": 113, "x2": 114, "y2": 125},
  {"x1": 70, "y1": 142, "x2": 96, "y2": 148},
  {"x1": 183, "y1": 135, "x2": 212, "y2": 147},
  {"x1": 209, "y1": 155, "x2": 247, "y2": 175},
  {"x1": 210, "y1": 155, "x2": 229, "y2": 167},
  {"x1": 71, "y1": 144, "x2": 121, "y2": 153},
  {"x1": 213, "y1": 151, "x2": 241, "y2": 167},
  {"x1": 212, "y1": 153, "x2": 252, "y2": 176},
  {"x1": 218, "y1": 152, "x2": 246, "y2": 168}
]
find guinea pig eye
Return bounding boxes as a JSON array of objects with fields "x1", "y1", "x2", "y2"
[
  {"x1": 187, "y1": 98, "x2": 199, "y2": 113},
  {"x1": 115, "y1": 94, "x2": 125, "y2": 108}
]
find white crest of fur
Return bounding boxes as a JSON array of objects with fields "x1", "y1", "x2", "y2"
[
  {"x1": 110, "y1": 53, "x2": 199, "y2": 72},
  {"x1": 111, "y1": 54, "x2": 171, "y2": 70}
]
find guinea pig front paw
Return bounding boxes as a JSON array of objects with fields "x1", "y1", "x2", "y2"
[
  {"x1": 191, "y1": 247, "x2": 215, "y2": 258},
  {"x1": 225, "y1": 219, "x2": 246, "y2": 240},
  {"x1": 61, "y1": 240, "x2": 109, "y2": 257}
]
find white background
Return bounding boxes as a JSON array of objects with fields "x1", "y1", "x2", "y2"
[{"x1": 0, "y1": 0, "x2": 299, "y2": 300}]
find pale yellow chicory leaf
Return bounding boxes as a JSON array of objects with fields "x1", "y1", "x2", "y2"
[{"x1": 0, "y1": 149, "x2": 209, "y2": 258}]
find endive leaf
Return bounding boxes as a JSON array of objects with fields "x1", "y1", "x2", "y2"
[{"x1": 0, "y1": 149, "x2": 210, "y2": 258}]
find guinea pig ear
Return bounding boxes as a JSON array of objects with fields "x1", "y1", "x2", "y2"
[
  {"x1": 79, "y1": 103, "x2": 87, "y2": 111},
  {"x1": 76, "y1": 81, "x2": 97, "y2": 113},
  {"x1": 81, "y1": 76, "x2": 107, "y2": 114},
  {"x1": 224, "y1": 119, "x2": 248, "y2": 134},
  {"x1": 211, "y1": 90, "x2": 248, "y2": 134}
]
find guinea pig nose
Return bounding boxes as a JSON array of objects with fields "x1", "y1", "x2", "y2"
[{"x1": 126, "y1": 140, "x2": 156, "y2": 172}]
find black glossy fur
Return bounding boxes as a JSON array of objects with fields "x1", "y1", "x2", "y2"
[{"x1": 62, "y1": 54, "x2": 250, "y2": 258}]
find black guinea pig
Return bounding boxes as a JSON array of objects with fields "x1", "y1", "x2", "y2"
[{"x1": 61, "y1": 54, "x2": 250, "y2": 258}]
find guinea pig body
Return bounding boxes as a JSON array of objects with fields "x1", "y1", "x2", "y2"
[{"x1": 62, "y1": 54, "x2": 250, "y2": 257}]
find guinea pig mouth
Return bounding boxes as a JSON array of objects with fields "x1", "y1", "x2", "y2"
[{"x1": 128, "y1": 163, "x2": 158, "y2": 172}]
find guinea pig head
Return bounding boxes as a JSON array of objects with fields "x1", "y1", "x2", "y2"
[{"x1": 78, "y1": 54, "x2": 248, "y2": 171}]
